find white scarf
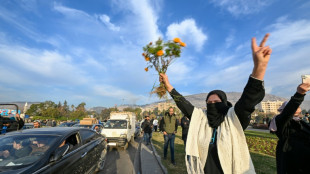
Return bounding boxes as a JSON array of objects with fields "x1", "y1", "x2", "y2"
[{"x1": 185, "y1": 107, "x2": 255, "y2": 174}]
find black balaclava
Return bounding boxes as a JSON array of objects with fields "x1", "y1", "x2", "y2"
[{"x1": 206, "y1": 90, "x2": 232, "y2": 128}]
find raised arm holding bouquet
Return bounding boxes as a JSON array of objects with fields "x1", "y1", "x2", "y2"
[{"x1": 142, "y1": 38, "x2": 186, "y2": 98}]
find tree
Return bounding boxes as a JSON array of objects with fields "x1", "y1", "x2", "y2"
[{"x1": 255, "y1": 115, "x2": 263, "y2": 124}]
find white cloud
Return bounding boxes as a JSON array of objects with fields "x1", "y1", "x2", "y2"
[
  {"x1": 110, "y1": 0, "x2": 162, "y2": 44},
  {"x1": 210, "y1": 0, "x2": 272, "y2": 16},
  {"x1": 93, "y1": 84, "x2": 157, "y2": 105},
  {"x1": 97, "y1": 14, "x2": 120, "y2": 31},
  {"x1": 0, "y1": 43, "x2": 90, "y2": 86},
  {"x1": 268, "y1": 19, "x2": 310, "y2": 49},
  {"x1": 166, "y1": 19, "x2": 207, "y2": 51}
]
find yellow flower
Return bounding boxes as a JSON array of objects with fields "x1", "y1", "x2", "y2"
[
  {"x1": 145, "y1": 57, "x2": 150, "y2": 61},
  {"x1": 173, "y1": 38, "x2": 181, "y2": 43},
  {"x1": 145, "y1": 67, "x2": 148, "y2": 72},
  {"x1": 180, "y1": 42, "x2": 186, "y2": 47},
  {"x1": 156, "y1": 50, "x2": 164, "y2": 56}
]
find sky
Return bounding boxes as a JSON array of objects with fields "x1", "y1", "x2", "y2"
[{"x1": 0, "y1": 0, "x2": 310, "y2": 108}]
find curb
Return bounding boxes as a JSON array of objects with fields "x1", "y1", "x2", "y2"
[{"x1": 150, "y1": 139, "x2": 168, "y2": 174}]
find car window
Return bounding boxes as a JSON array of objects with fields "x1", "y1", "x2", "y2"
[
  {"x1": 79, "y1": 130, "x2": 96, "y2": 144},
  {"x1": 0, "y1": 135, "x2": 58, "y2": 168},
  {"x1": 58, "y1": 133, "x2": 81, "y2": 154}
]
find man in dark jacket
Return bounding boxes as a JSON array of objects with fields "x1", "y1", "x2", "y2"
[
  {"x1": 142, "y1": 116, "x2": 153, "y2": 145},
  {"x1": 274, "y1": 83, "x2": 310, "y2": 174},
  {"x1": 181, "y1": 114, "x2": 190, "y2": 149},
  {"x1": 160, "y1": 107, "x2": 178, "y2": 165}
]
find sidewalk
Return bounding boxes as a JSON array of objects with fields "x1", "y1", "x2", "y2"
[{"x1": 140, "y1": 142, "x2": 167, "y2": 174}]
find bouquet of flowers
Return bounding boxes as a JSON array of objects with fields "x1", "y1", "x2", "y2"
[{"x1": 142, "y1": 38, "x2": 186, "y2": 98}]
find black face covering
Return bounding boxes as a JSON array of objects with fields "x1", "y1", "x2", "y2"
[{"x1": 206, "y1": 90, "x2": 232, "y2": 128}]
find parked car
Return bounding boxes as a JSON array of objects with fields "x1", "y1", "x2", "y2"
[
  {"x1": 21, "y1": 123, "x2": 34, "y2": 129},
  {"x1": 57, "y1": 122, "x2": 77, "y2": 127},
  {"x1": 0, "y1": 127, "x2": 107, "y2": 174},
  {"x1": 73, "y1": 124, "x2": 103, "y2": 133}
]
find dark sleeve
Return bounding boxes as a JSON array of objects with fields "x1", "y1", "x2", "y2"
[
  {"x1": 181, "y1": 117, "x2": 184, "y2": 128},
  {"x1": 234, "y1": 76, "x2": 265, "y2": 130},
  {"x1": 275, "y1": 92, "x2": 305, "y2": 134},
  {"x1": 169, "y1": 88, "x2": 195, "y2": 120},
  {"x1": 160, "y1": 118, "x2": 165, "y2": 132},
  {"x1": 17, "y1": 118, "x2": 24, "y2": 129}
]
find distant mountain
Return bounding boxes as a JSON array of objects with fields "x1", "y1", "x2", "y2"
[
  {"x1": 88, "y1": 106, "x2": 107, "y2": 113},
  {"x1": 142, "y1": 92, "x2": 310, "y2": 111}
]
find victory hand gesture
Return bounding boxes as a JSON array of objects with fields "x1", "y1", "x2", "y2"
[{"x1": 251, "y1": 33, "x2": 272, "y2": 80}]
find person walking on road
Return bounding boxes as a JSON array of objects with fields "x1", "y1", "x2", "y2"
[
  {"x1": 272, "y1": 83, "x2": 310, "y2": 174},
  {"x1": 159, "y1": 107, "x2": 178, "y2": 165},
  {"x1": 153, "y1": 118, "x2": 158, "y2": 132},
  {"x1": 160, "y1": 33, "x2": 272, "y2": 173},
  {"x1": 142, "y1": 116, "x2": 153, "y2": 145}
]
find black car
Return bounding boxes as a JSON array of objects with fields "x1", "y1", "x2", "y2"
[{"x1": 0, "y1": 127, "x2": 107, "y2": 174}]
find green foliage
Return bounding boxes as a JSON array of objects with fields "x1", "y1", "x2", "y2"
[
  {"x1": 123, "y1": 107, "x2": 142, "y2": 120},
  {"x1": 26, "y1": 100, "x2": 89, "y2": 121},
  {"x1": 255, "y1": 115, "x2": 263, "y2": 123},
  {"x1": 99, "y1": 107, "x2": 119, "y2": 120}
]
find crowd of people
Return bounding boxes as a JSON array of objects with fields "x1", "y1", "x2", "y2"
[{"x1": 1, "y1": 33, "x2": 310, "y2": 173}]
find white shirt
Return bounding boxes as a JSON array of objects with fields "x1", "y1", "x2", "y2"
[{"x1": 153, "y1": 119, "x2": 158, "y2": 126}]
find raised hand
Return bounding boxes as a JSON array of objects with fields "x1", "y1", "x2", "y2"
[
  {"x1": 159, "y1": 73, "x2": 173, "y2": 92},
  {"x1": 251, "y1": 33, "x2": 272, "y2": 80},
  {"x1": 297, "y1": 83, "x2": 310, "y2": 95}
]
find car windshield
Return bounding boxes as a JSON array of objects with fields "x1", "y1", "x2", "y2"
[
  {"x1": 104, "y1": 120, "x2": 127, "y2": 129},
  {"x1": 0, "y1": 135, "x2": 58, "y2": 168},
  {"x1": 73, "y1": 124, "x2": 92, "y2": 129}
]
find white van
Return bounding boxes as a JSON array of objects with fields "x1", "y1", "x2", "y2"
[{"x1": 101, "y1": 112, "x2": 136, "y2": 149}]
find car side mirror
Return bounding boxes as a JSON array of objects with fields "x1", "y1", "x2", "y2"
[{"x1": 50, "y1": 144, "x2": 70, "y2": 162}]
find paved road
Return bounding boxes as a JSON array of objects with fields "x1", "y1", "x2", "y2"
[{"x1": 99, "y1": 137, "x2": 141, "y2": 174}]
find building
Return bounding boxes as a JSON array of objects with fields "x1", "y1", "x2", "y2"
[{"x1": 260, "y1": 100, "x2": 284, "y2": 114}]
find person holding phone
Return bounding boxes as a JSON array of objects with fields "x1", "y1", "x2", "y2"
[
  {"x1": 273, "y1": 82, "x2": 310, "y2": 174},
  {"x1": 160, "y1": 33, "x2": 272, "y2": 174}
]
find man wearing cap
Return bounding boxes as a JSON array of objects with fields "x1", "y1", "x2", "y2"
[
  {"x1": 160, "y1": 34, "x2": 272, "y2": 173},
  {"x1": 272, "y1": 84, "x2": 310, "y2": 174}
]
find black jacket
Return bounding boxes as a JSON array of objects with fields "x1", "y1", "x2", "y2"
[
  {"x1": 181, "y1": 116, "x2": 190, "y2": 140},
  {"x1": 142, "y1": 120, "x2": 153, "y2": 134},
  {"x1": 275, "y1": 92, "x2": 310, "y2": 174}
]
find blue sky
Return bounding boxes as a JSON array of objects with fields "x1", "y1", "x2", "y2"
[{"x1": 0, "y1": 0, "x2": 310, "y2": 108}]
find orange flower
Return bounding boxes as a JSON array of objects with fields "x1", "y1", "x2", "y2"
[
  {"x1": 180, "y1": 42, "x2": 186, "y2": 47},
  {"x1": 145, "y1": 57, "x2": 150, "y2": 61},
  {"x1": 149, "y1": 42, "x2": 152, "y2": 45},
  {"x1": 145, "y1": 67, "x2": 148, "y2": 72},
  {"x1": 156, "y1": 50, "x2": 164, "y2": 56},
  {"x1": 142, "y1": 53, "x2": 145, "y2": 56},
  {"x1": 173, "y1": 38, "x2": 181, "y2": 43}
]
